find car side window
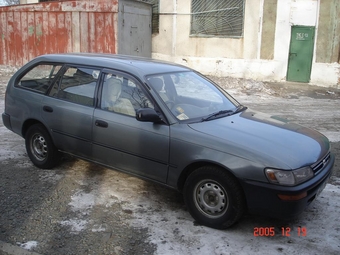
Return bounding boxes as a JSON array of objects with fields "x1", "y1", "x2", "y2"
[
  {"x1": 16, "y1": 64, "x2": 62, "y2": 94},
  {"x1": 50, "y1": 67, "x2": 100, "y2": 107},
  {"x1": 100, "y1": 73, "x2": 153, "y2": 116}
]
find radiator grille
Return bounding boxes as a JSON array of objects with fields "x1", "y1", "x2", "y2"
[{"x1": 311, "y1": 152, "x2": 331, "y2": 175}]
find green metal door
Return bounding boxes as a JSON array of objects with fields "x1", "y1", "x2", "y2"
[{"x1": 287, "y1": 26, "x2": 315, "y2": 83}]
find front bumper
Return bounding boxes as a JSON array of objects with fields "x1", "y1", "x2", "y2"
[{"x1": 240, "y1": 152, "x2": 334, "y2": 219}]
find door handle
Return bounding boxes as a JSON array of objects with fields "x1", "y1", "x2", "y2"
[
  {"x1": 43, "y1": 106, "x2": 53, "y2": 112},
  {"x1": 95, "y1": 120, "x2": 108, "y2": 128}
]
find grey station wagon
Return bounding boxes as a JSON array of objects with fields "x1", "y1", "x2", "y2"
[{"x1": 2, "y1": 53, "x2": 334, "y2": 229}]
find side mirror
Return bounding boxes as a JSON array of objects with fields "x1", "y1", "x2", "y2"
[{"x1": 136, "y1": 108, "x2": 162, "y2": 123}]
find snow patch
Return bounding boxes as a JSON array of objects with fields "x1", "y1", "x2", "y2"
[
  {"x1": 59, "y1": 190, "x2": 96, "y2": 233},
  {"x1": 39, "y1": 171, "x2": 64, "y2": 183},
  {"x1": 18, "y1": 241, "x2": 38, "y2": 250},
  {"x1": 0, "y1": 65, "x2": 18, "y2": 74},
  {"x1": 69, "y1": 190, "x2": 96, "y2": 212},
  {"x1": 60, "y1": 219, "x2": 88, "y2": 232},
  {"x1": 323, "y1": 132, "x2": 340, "y2": 142},
  {"x1": 92, "y1": 224, "x2": 107, "y2": 232}
]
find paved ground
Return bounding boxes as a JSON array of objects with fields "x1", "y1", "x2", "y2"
[{"x1": 0, "y1": 68, "x2": 339, "y2": 255}]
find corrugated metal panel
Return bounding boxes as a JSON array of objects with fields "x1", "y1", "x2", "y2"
[
  {"x1": 117, "y1": 0, "x2": 152, "y2": 57},
  {"x1": 0, "y1": 0, "x2": 119, "y2": 66}
]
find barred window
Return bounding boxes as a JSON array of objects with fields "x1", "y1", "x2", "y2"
[{"x1": 190, "y1": 0, "x2": 245, "y2": 37}]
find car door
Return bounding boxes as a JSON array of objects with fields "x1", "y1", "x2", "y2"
[
  {"x1": 42, "y1": 66, "x2": 100, "y2": 158},
  {"x1": 92, "y1": 70, "x2": 170, "y2": 183}
]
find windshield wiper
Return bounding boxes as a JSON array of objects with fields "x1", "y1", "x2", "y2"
[
  {"x1": 201, "y1": 110, "x2": 234, "y2": 122},
  {"x1": 201, "y1": 105, "x2": 248, "y2": 122},
  {"x1": 233, "y1": 105, "x2": 248, "y2": 114}
]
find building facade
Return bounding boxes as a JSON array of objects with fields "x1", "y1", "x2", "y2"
[
  {"x1": 8, "y1": 0, "x2": 340, "y2": 87},
  {"x1": 152, "y1": 0, "x2": 339, "y2": 87}
]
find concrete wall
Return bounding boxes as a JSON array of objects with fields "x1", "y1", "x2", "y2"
[
  {"x1": 152, "y1": 0, "x2": 340, "y2": 88},
  {"x1": 152, "y1": 0, "x2": 261, "y2": 78},
  {"x1": 153, "y1": 0, "x2": 250, "y2": 59},
  {"x1": 260, "y1": 0, "x2": 277, "y2": 60},
  {"x1": 20, "y1": 0, "x2": 38, "y2": 4},
  {"x1": 316, "y1": 0, "x2": 340, "y2": 63},
  {"x1": 313, "y1": 0, "x2": 340, "y2": 86}
]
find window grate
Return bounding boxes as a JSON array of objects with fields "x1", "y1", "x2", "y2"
[{"x1": 190, "y1": 0, "x2": 245, "y2": 37}]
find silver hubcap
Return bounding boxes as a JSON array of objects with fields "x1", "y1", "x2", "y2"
[
  {"x1": 194, "y1": 180, "x2": 228, "y2": 218},
  {"x1": 31, "y1": 133, "x2": 48, "y2": 161}
]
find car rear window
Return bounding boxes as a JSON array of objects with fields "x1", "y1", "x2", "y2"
[{"x1": 17, "y1": 64, "x2": 62, "y2": 94}]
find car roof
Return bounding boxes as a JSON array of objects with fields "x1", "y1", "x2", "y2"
[{"x1": 33, "y1": 53, "x2": 191, "y2": 77}]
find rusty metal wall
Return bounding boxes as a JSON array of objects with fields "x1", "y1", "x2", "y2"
[{"x1": 0, "y1": 0, "x2": 119, "y2": 66}]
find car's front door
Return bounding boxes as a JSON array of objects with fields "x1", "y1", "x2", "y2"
[{"x1": 92, "y1": 71, "x2": 170, "y2": 183}]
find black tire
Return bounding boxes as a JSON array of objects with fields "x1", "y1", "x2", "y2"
[
  {"x1": 183, "y1": 166, "x2": 246, "y2": 229},
  {"x1": 25, "y1": 124, "x2": 60, "y2": 169}
]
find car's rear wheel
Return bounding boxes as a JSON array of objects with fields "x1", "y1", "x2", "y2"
[
  {"x1": 25, "y1": 124, "x2": 60, "y2": 169},
  {"x1": 183, "y1": 166, "x2": 246, "y2": 229}
]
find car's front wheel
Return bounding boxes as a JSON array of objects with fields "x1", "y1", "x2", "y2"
[
  {"x1": 183, "y1": 166, "x2": 246, "y2": 229},
  {"x1": 25, "y1": 124, "x2": 60, "y2": 169}
]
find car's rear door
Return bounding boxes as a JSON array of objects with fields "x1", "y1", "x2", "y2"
[
  {"x1": 42, "y1": 66, "x2": 100, "y2": 158},
  {"x1": 92, "y1": 70, "x2": 170, "y2": 183}
]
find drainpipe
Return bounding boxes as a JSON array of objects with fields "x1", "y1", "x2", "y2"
[
  {"x1": 257, "y1": 0, "x2": 264, "y2": 60},
  {"x1": 171, "y1": 0, "x2": 177, "y2": 58}
]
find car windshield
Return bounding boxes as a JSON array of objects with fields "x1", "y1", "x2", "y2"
[{"x1": 147, "y1": 71, "x2": 241, "y2": 122}]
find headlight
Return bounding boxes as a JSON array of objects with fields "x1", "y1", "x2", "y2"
[{"x1": 265, "y1": 166, "x2": 314, "y2": 186}]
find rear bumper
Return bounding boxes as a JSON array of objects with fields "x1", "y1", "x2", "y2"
[
  {"x1": 240, "y1": 152, "x2": 334, "y2": 219},
  {"x1": 2, "y1": 113, "x2": 12, "y2": 131}
]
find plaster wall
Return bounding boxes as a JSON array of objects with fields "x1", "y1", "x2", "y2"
[
  {"x1": 152, "y1": 0, "x2": 260, "y2": 59},
  {"x1": 290, "y1": 0, "x2": 318, "y2": 26},
  {"x1": 311, "y1": 63, "x2": 340, "y2": 87}
]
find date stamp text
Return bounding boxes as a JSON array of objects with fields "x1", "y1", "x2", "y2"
[{"x1": 253, "y1": 227, "x2": 307, "y2": 237}]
